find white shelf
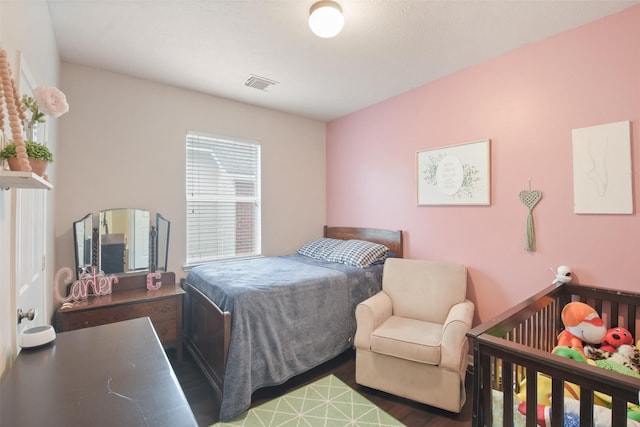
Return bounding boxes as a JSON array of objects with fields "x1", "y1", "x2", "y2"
[{"x1": 0, "y1": 170, "x2": 52, "y2": 190}]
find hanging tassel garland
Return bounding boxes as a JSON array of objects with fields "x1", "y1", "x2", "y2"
[
  {"x1": 519, "y1": 188, "x2": 542, "y2": 252},
  {"x1": 525, "y1": 208, "x2": 536, "y2": 251}
]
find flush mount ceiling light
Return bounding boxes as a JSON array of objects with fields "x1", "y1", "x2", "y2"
[{"x1": 308, "y1": 1, "x2": 344, "y2": 38}]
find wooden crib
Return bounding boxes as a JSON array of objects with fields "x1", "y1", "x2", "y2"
[{"x1": 467, "y1": 282, "x2": 640, "y2": 426}]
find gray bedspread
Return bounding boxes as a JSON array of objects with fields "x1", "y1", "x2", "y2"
[{"x1": 186, "y1": 254, "x2": 384, "y2": 421}]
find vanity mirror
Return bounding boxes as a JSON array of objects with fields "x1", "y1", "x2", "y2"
[
  {"x1": 154, "y1": 213, "x2": 170, "y2": 273},
  {"x1": 72, "y1": 213, "x2": 93, "y2": 274},
  {"x1": 72, "y1": 209, "x2": 170, "y2": 278}
]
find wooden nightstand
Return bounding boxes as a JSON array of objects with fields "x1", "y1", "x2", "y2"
[{"x1": 55, "y1": 272, "x2": 185, "y2": 361}]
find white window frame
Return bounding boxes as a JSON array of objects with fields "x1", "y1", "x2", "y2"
[{"x1": 185, "y1": 131, "x2": 261, "y2": 266}]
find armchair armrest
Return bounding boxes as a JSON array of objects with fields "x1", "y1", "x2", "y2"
[
  {"x1": 440, "y1": 299, "x2": 475, "y2": 372},
  {"x1": 354, "y1": 291, "x2": 392, "y2": 350}
]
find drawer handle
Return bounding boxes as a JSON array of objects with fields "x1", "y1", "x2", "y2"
[
  {"x1": 161, "y1": 328, "x2": 168, "y2": 335},
  {"x1": 161, "y1": 306, "x2": 168, "y2": 313},
  {"x1": 83, "y1": 320, "x2": 90, "y2": 326}
]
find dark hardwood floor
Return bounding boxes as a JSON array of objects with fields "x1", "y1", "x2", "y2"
[{"x1": 167, "y1": 348, "x2": 473, "y2": 427}]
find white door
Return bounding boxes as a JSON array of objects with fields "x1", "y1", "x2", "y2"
[
  {"x1": 14, "y1": 187, "x2": 46, "y2": 337},
  {"x1": 12, "y1": 52, "x2": 48, "y2": 339},
  {"x1": 131, "y1": 209, "x2": 150, "y2": 270}
]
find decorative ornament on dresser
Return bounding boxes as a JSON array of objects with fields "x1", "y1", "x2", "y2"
[
  {"x1": 54, "y1": 265, "x2": 118, "y2": 304},
  {"x1": 0, "y1": 48, "x2": 69, "y2": 178}
]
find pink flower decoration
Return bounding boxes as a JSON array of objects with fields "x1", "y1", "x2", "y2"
[{"x1": 33, "y1": 86, "x2": 69, "y2": 118}]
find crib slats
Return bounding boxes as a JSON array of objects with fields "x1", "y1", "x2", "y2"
[
  {"x1": 611, "y1": 301, "x2": 619, "y2": 327},
  {"x1": 611, "y1": 397, "x2": 628, "y2": 427},
  {"x1": 627, "y1": 304, "x2": 636, "y2": 337},
  {"x1": 579, "y1": 389, "x2": 594, "y2": 427},
  {"x1": 503, "y1": 361, "x2": 514, "y2": 427},
  {"x1": 594, "y1": 299, "x2": 603, "y2": 319},
  {"x1": 551, "y1": 378, "x2": 564, "y2": 427},
  {"x1": 541, "y1": 305, "x2": 550, "y2": 352},
  {"x1": 479, "y1": 352, "x2": 492, "y2": 426},
  {"x1": 525, "y1": 371, "x2": 538, "y2": 427}
]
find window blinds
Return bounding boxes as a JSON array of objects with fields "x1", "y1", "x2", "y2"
[{"x1": 186, "y1": 132, "x2": 261, "y2": 264}]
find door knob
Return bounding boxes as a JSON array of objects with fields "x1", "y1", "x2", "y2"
[{"x1": 17, "y1": 308, "x2": 35, "y2": 324}]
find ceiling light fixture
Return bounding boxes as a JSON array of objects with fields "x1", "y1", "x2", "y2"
[{"x1": 308, "y1": 1, "x2": 344, "y2": 38}]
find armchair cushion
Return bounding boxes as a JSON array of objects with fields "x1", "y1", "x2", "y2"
[
  {"x1": 440, "y1": 300, "x2": 475, "y2": 371},
  {"x1": 354, "y1": 291, "x2": 392, "y2": 349},
  {"x1": 382, "y1": 258, "x2": 466, "y2": 323},
  {"x1": 370, "y1": 316, "x2": 443, "y2": 364}
]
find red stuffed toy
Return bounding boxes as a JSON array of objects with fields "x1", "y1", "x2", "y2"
[{"x1": 600, "y1": 327, "x2": 634, "y2": 353}]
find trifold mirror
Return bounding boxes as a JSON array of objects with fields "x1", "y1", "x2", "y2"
[{"x1": 73, "y1": 209, "x2": 170, "y2": 279}]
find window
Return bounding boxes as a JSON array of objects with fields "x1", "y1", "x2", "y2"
[{"x1": 186, "y1": 132, "x2": 261, "y2": 265}]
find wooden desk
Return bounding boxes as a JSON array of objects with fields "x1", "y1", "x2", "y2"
[{"x1": 0, "y1": 317, "x2": 197, "y2": 427}]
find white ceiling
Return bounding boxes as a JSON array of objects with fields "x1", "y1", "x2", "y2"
[{"x1": 47, "y1": 0, "x2": 639, "y2": 122}]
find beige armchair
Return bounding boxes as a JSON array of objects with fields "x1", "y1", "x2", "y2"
[{"x1": 354, "y1": 258, "x2": 474, "y2": 413}]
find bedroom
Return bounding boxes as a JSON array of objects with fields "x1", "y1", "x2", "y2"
[{"x1": 1, "y1": 1, "x2": 639, "y2": 425}]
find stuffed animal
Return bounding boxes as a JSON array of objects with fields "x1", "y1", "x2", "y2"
[
  {"x1": 552, "y1": 346, "x2": 587, "y2": 363},
  {"x1": 585, "y1": 344, "x2": 640, "y2": 374},
  {"x1": 552, "y1": 265, "x2": 572, "y2": 286},
  {"x1": 516, "y1": 349, "x2": 606, "y2": 408},
  {"x1": 556, "y1": 302, "x2": 607, "y2": 358},
  {"x1": 600, "y1": 327, "x2": 634, "y2": 353}
]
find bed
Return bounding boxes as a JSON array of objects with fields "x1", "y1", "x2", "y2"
[
  {"x1": 467, "y1": 282, "x2": 640, "y2": 427},
  {"x1": 182, "y1": 226, "x2": 403, "y2": 421}
]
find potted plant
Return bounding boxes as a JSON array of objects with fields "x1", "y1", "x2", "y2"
[
  {"x1": 0, "y1": 86, "x2": 68, "y2": 176},
  {"x1": 21, "y1": 94, "x2": 47, "y2": 141},
  {"x1": 0, "y1": 140, "x2": 54, "y2": 176}
]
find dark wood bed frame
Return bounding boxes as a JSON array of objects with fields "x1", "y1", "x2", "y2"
[
  {"x1": 467, "y1": 282, "x2": 640, "y2": 427},
  {"x1": 181, "y1": 226, "x2": 403, "y2": 402}
]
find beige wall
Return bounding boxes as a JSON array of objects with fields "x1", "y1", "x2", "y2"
[
  {"x1": 55, "y1": 63, "x2": 327, "y2": 281},
  {"x1": 0, "y1": 2, "x2": 60, "y2": 377},
  {"x1": 1, "y1": 4, "x2": 326, "y2": 378}
]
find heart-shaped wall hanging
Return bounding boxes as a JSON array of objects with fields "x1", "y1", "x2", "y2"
[
  {"x1": 519, "y1": 190, "x2": 542, "y2": 210},
  {"x1": 519, "y1": 188, "x2": 542, "y2": 252}
]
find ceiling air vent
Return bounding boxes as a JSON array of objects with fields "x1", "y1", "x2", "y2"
[{"x1": 244, "y1": 74, "x2": 278, "y2": 92}]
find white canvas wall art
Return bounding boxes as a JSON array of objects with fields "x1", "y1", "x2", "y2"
[{"x1": 572, "y1": 120, "x2": 632, "y2": 214}]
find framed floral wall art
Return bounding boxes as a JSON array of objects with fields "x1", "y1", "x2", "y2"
[{"x1": 417, "y1": 139, "x2": 491, "y2": 206}]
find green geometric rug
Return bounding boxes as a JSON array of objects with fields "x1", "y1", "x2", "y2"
[{"x1": 212, "y1": 375, "x2": 405, "y2": 426}]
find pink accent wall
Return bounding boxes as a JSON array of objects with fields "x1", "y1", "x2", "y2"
[{"x1": 327, "y1": 5, "x2": 640, "y2": 325}]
